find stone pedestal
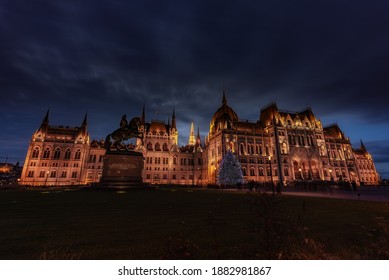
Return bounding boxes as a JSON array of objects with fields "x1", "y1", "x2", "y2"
[{"x1": 100, "y1": 150, "x2": 144, "y2": 186}]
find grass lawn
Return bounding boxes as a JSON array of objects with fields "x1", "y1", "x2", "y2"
[{"x1": 1, "y1": 187, "x2": 389, "y2": 259}]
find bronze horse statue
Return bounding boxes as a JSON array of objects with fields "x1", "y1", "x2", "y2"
[{"x1": 105, "y1": 117, "x2": 143, "y2": 151}]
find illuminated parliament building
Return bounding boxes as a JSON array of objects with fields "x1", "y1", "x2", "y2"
[{"x1": 20, "y1": 92, "x2": 380, "y2": 187}]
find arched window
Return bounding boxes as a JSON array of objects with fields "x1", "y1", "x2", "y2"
[
  {"x1": 338, "y1": 149, "x2": 343, "y2": 160},
  {"x1": 162, "y1": 143, "x2": 168, "y2": 151},
  {"x1": 43, "y1": 148, "x2": 50, "y2": 159},
  {"x1": 258, "y1": 168, "x2": 264, "y2": 176},
  {"x1": 64, "y1": 149, "x2": 71, "y2": 159},
  {"x1": 301, "y1": 135, "x2": 305, "y2": 146},
  {"x1": 54, "y1": 148, "x2": 61, "y2": 159},
  {"x1": 284, "y1": 168, "x2": 289, "y2": 176},
  {"x1": 240, "y1": 143, "x2": 245, "y2": 155},
  {"x1": 147, "y1": 142, "x2": 153, "y2": 150},
  {"x1": 250, "y1": 168, "x2": 255, "y2": 176},
  {"x1": 155, "y1": 142, "x2": 161, "y2": 151},
  {"x1": 75, "y1": 149, "x2": 81, "y2": 160},
  {"x1": 242, "y1": 167, "x2": 247, "y2": 176},
  {"x1": 32, "y1": 148, "x2": 40, "y2": 158}
]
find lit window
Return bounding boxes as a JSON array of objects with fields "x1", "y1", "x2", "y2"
[
  {"x1": 32, "y1": 148, "x2": 40, "y2": 158},
  {"x1": 43, "y1": 148, "x2": 50, "y2": 159},
  {"x1": 54, "y1": 149, "x2": 61, "y2": 159},
  {"x1": 75, "y1": 150, "x2": 81, "y2": 160},
  {"x1": 64, "y1": 149, "x2": 71, "y2": 159}
]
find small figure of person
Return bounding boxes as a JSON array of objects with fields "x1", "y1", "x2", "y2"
[{"x1": 352, "y1": 180, "x2": 357, "y2": 192}]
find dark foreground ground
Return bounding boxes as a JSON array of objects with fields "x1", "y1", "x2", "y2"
[{"x1": 1, "y1": 186, "x2": 389, "y2": 259}]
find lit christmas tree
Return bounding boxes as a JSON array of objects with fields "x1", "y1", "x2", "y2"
[{"x1": 217, "y1": 150, "x2": 244, "y2": 186}]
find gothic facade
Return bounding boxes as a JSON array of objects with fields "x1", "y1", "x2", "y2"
[
  {"x1": 20, "y1": 93, "x2": 380, "y2": 186},
  {"x1": 139, "y1": 107, "x2": 207, "y2": 185},
  {"x1": 206, "y1": 92, "x2": 379, "y2": 186},
  {"x1": 20, "y1": 111, "x2": 105, "y2": 186}
]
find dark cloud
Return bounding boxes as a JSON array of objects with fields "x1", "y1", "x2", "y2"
[{"x1": 1, "y1": 0, "x2": 389, "y2": 176}]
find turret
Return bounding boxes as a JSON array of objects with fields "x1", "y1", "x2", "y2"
[
  {"x1": 171, "y1": 107, "x2": 176, "y2": 130},
  {"x1": 81, "y1": 113, "x2": 87, "y2": 132},
  {"x1": 39, "y1": 109, "x2": 49, "y2": 132},
  {"x1": 196, "y1": 126, "x2": 201, "y2": 146},
  {"x1": 360, "y1": 140, "x2": 368, "y2": 155},
  {"x1": 141, "y1": 103, "x2": 145, "y2": 124}
]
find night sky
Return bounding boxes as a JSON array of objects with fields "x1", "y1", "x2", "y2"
[{"x1": 1, "y1": 0, "x2": 389, "y2": 178}]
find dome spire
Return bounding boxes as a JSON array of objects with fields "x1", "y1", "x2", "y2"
[{"x1": 222, "y1": 89, "x2": 227, "y2": 105}]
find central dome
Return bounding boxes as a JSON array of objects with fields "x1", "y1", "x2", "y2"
[
  {"x1": 210, "y1": 92, "x2": 238, "y2": 135},
  {"x1": 149, "y1": 121, "x2": 167, "y2": 134}
]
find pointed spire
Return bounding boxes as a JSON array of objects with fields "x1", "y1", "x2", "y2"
[
  {"x1": 171, "y1": 106, "x2": 176, "y2": 129},
  {"x1": 189, "y1": 121, "x2": 195, "y2": 145},
  {"x1": 81, "y1": 112, "x2": 88, "y2": 132},
  {"x1": 82, "y1": 112, "x2": 88, "y2": 126},
  {"x1": 360, "y1": 139, "x2": 367, "y2": 153},
  {"x1": 196, "y1": 126, "x2": 201, "y2": 146},
  {"x1": 222, "y1": 89, "x2": 227, "y2": 105},
  {"x1": 39, "y1": 109, "x2": 49, "y2": 131},
  {"x1": 43, "y1": 109, "x2": 49, "y2": 124},
  {"x1": 141, "y1": 103, "x2": 145, "y2": 124}
]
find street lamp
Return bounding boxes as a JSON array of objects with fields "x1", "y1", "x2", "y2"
[
  {"x1": 44, "y1": 170, "x2": 49, "y2": 186},
  {"x1": 329, "y1": 169, "x2": 333, "y2": 181},
  {"x1": 298, "y1": 167, "x2": 303, "y2": 180},
  {"x1": 214, "y1": 165, "x2": 217, "y2": 184},
  {"x1": 268, "y1": 155, "x2": 274, "y2": 194}
]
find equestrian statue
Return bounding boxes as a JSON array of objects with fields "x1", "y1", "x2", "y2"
[{"x1": 105, "y1": 115, "x2": 143, "y2": 151}]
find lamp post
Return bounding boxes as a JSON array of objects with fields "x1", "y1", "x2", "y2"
[
  {"x1": 268, "y1": 155, "x2": 274, "y2": 194},
  {"x1": 329, "y1": 169, "x2": 333, "y2": 181},
  {"x1": 44, "y1": 170, "x2": 49, "y2": 186},
  {"x1": 214, "y1": 165, "x2": 217, "y2": 184},
  {"x1": 192, "y1": 157, "x2": 195, "y2": 186},
  {"x1": 299, "y1": 167, "x2": 303, "y2": 180}
]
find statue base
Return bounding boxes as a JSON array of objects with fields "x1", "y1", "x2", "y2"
[{"x1": 100, "y1": 150, "x2": 144, "y2": 186}]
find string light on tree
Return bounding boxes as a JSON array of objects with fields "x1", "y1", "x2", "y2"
[{"x1": 217, "y1": 150, "x2": 244, "y2": 186}]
